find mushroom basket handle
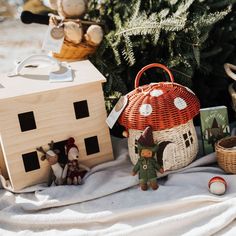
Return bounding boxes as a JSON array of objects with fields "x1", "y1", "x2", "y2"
[{"x1": 135, "y1": 63, "x2": 174, "y2": 88}]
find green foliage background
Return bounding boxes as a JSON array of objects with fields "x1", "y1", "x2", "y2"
[{"x1": 86, "y1": 0, "x2": 236, "y2": 117}]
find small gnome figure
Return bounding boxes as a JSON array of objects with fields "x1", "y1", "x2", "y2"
[{"x1": 132, "y1": 126, "x2": 164, "y2": 191}]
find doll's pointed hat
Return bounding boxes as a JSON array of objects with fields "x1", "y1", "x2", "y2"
[{"x1": 137, "y1": 126, "x2": 154, "y2": 146}]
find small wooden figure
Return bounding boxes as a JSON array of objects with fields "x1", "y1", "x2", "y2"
[
  {"x1": 37, "y1": 141, "x2": 63, "y2": 186},
  {"x1": 132, "y1": 126, "x2": 164, "y2": 191}
]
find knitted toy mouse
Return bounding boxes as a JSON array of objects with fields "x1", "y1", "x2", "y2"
[
  {"x1": 48, "y1": 0, "x2": 104, "y2": 46},
  {"x1": 62, "y1": 137, "x2": 90, "y2": 185},
  {"x1": 132, "y1": 126, "x2": 164, "y2": 191}
]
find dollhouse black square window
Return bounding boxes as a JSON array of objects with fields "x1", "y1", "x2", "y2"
[
  {"x1": 18, "y1": 111, "x2": 37, "y2": 132},
  {"x1": 183, "y1": 131, "x2": 193, "y2": 148},
  {"x1": 22, "y1": 151, "x2": 40, "y2": 172},
  {"x1": 73, "y1": 100, "x2": 89, "y2": 119},
  {"x1": 84, "y1": 136, "x2": 100, "y2": 155}
]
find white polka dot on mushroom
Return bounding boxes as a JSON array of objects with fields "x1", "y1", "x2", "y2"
[
  {"x1": 139, "y1": 104, "x2": 153, "y2": 116},
  {"x1": 174, "y1": 97, "x2": 187, "y2": 110},
  {"x1": 150, "y1": 89, "x2": 163, "y2": 97}
]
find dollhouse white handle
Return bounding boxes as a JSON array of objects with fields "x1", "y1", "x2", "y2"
[
  {"x1": 9, "y1": 54, "x2": 61, "y2": 77},
  {"x1": 224, "y1": 63, "x2": 236, "y2": 81}
]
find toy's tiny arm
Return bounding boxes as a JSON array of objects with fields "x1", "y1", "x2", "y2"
[
  {"x1": 62, "y1": 164, "x2": 68, "y2": 179},
  {"x1": 132, "y1": 161, "x2": 140, "y2": 175},
  {"x1": 159, "y1": 167, "x2": 164, "y2": 174}
]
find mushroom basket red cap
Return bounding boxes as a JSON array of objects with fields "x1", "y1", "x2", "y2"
[{"x1": 119, "y1": 63, "x2": 200, "y2": 131}]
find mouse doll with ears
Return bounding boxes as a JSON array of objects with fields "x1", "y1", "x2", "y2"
[
  {"x1": 132, "y1": 126, "x2": 164, "y2": 191},
  {"x1": 62, "y1": 137, "x2": 90, "y2": 185}
]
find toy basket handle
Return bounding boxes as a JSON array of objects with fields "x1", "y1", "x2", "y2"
[
  {"x1": 224, "y1": 63, "x2": 236, "y2": 81},
  {"x1": 135, "y1": 63, "x2": 174, "y2": 88}
]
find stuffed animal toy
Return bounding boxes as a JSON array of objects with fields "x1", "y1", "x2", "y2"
[
  {"x1": 62, "y1": 137, "x2": 90, "y2": 185},
  {"x1": 49, "y1": 0, "x2": 87, "y2": 18},
  {"x1": 132, "y1": 126, "x2": 164, "y2": 191},
  {"x1": 48, "y1": 0, "x2": 104, "y2": 46},
  {"x1": 37, "y1": 141, "x2": 64, "y2": 186},
  {"x1": 20, "y1": 2, "x2": 104, "y2": 60}
]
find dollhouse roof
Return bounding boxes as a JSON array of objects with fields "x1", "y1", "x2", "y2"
[
  {"x1": 0, "y1": 60, "x2": 106, "y2": 100},
  {"x1": 119, "y1": 82, "x2": 200, "y2": 131}
]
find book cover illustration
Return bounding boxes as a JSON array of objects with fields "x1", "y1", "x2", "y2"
[{"x1": 200, "y1": 106, "x2": 230, "y2": 155}]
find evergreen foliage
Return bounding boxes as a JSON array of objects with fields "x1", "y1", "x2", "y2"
[{"x1": 87, "y1": 0, "x2": 236, "y2": 115}]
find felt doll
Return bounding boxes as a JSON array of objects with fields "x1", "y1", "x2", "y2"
[
  {"x1": 132, "y1": 126, "x2": 164, "y2": 191},
  {"x1": 63, "y1": 137, "x2": 90, "y2": 185}
]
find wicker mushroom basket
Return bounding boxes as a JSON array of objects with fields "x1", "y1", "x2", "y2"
[
  {"x1": 119, "y1": 63, "x2": 200, "y2": 171},
  {"x1": 215, "y1": 136, "x2": 236, "y2": 174}
]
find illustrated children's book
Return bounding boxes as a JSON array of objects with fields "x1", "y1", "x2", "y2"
[{"x1": 200, "y1": 106, "x2": 230, "y2": 155}]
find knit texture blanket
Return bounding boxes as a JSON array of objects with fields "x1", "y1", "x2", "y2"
[{"x1": 0, "y1": 137, "x2": 236, "y2": 235}]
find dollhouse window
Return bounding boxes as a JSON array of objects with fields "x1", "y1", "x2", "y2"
[
  {"x1": 73, "y1": 100, "x2": 89, "y2": 119},
  {"x1": 22, "y1": 151, "x2": 40, "y2": 172},
  {"x1": 18, "y1": 111, "x2": 37, "y2": 132},
  {"x1": 183, "y1": 131, "x2": 193, "y2": 148},
  {"x1": 84, "y1": 136, "x2": 100, "y2": 155}
]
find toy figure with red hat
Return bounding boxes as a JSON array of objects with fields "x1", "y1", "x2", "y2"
[
  {"x1": 132, "y1": 126, "x2": 164, "y2": 191},
  {"x1": 63, "y1": 137, "x2": 90, "y2": 185}
]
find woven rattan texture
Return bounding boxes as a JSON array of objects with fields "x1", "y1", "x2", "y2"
[
  {"x1": 228, "y1": 84, "x2": 236, "y2": 112},
  {"x1": 53, "y1": 40, "x2": 97, "y2": 61},
  {"x1": 119, "y1": 82, "x2": 200, "y2": 131},
  {"x1": 128, "y1": 120, "x2": 198, "y2": 170},
  {"x1": 216, "y1": 136, "x2": 236, "y2": 174}
]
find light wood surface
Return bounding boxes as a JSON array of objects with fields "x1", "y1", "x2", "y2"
[
  {"x1": 0, "y1": 61, "x2": 113, "y2": 191},
  {"x1": 0, "y1": 60, "x2": 106, "y2": 99}
]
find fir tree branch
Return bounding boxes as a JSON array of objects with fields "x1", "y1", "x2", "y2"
[{"x1": 171, "y1": 68, "x2": 192, "y2": 79}]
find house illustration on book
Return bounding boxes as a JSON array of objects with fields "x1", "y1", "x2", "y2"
[
  {"x1": 200, "y1": 106, "x2": 230, "y2": 154},
  {"x1": 204, "y1": 118, "x2": 229, "y2": 139},
  {"x1": 0, "y1": 59, "x2": 113, "y2": 191}
]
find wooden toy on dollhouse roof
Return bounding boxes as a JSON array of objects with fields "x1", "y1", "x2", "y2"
[{"x1": 0, "y1": 55, "x2": 113, "y2": 191}]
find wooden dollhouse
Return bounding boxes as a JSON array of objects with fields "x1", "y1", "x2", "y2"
[{"x1": 0, "y1": 59, "x2": 113, "y2": 191}]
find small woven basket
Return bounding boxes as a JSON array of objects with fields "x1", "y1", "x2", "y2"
[
  {"x1": 49, "y1": 16, "x2": 98, "y2": 61},
  {"x1": 52, "y1": 40, "x2": 97, "y2": 61},
  {"x1": 215, "y1": 136, "x2": 236, "y2": 174}
]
